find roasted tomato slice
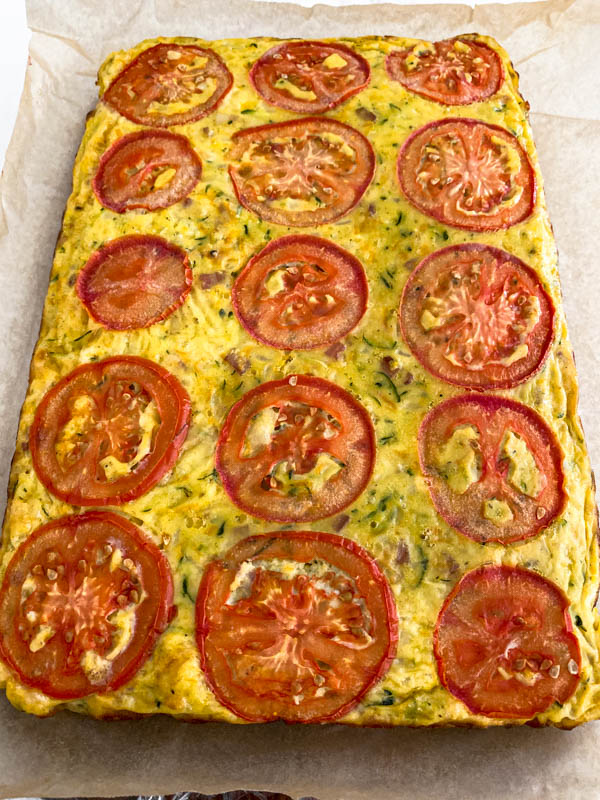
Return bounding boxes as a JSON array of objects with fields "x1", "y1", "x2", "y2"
[
  {"x1": 93, "y1": 130, "x2": 202, "y2": 213},
  {"x1": 232, "y1": 235, "x2": 368, "y2": 350},
  {"x1": 386, "y1": 37, "x2": 502, "y2": 105},
  {"x1": 0, "y1": 511, "x2": 174, "y2": 700},
  {"x1": 215, "y1": 375, "x2": 375, "y2": 522},
  {"x1": 103, "y1": 43, "x2": 233, "y2": 127},
  {"x1": 399, "y1": 244, "x2": 554, "y2": 389},
  {"x1": 196, "y1": 531, "x2": 398, "y2": 722},
  {"x1": 250, "y1": 40, "x2": 370, "y2": 114},
  {"x1": 229, "y1": 118, "x2": 375, "y2": 227},
  {"x1": 76, "y1": 235, "x2": 192, "y2": 330},
  {"x1": 398, "y1": 118, "x2": 535, "y2": 231},
  {"x1": 30, "y1": 356, "x2": 191, "y2": 506},
  {"x1": 434, "y1": 565, "x2": 581, "y2": 718},
  {"x1": 418, "y1": 394, "x2": 565, "y2": 544}
]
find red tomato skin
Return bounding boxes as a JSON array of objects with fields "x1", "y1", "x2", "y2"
[
  {"x1": 76, "y1": 234, "x2": 193, "y2": 330},
  {"x1": 103, "y1": 43, "x2": 233, "y2": 127},
  {"x1": 385, "y1": 38, "x2": 503, "y2": 106},
  {"x1": 215, "y1": 375, "x2": 376, "y2": 523},
  {"x1": 93, "y1": 130, "x2": 202, "y2": 214},
  {"x1": 418, "y1": 394, "x2": 566, "y2": 544},
  {"x1": 397, "y1": 117, "x2": 536, "y2": 232},
  {"x1": 228, "y1": 117, "x2": 375, "y2": 227},
  {"x1": 433, "y1": 565, "x2": 581, "y2": 719},
  {"x1": 195, "y1": 530, "x2": 399, "y2": 723},
  {"x1": 249, "y1": 41, "x2": 370, "y2": 114},
  {"x1": 30, "y1": 356, "x2": 191, "y2": 506},
  {"x1": 231, "y1": 234, "x2": 369, "y2": 351},
  {"x1": 0, "y1": 510, "x2": 174, "y2": 700},
  {"x1": 399, "y1": 243, "x2": 555, "y2": 390}
]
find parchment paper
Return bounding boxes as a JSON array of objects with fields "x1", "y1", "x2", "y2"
[{"x1": 0, "y1": 0, "x2": 599, "y2": 797}]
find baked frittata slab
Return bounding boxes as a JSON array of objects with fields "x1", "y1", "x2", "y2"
[{"x1": 0, "y1": 33, "x2": 598, "y2": 728}]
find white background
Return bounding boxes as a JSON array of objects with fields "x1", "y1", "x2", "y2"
[{"x1": 0, "y1": 0, "x2": 540, "y2": 173}]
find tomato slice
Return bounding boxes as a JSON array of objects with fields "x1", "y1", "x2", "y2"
[
  {"x1": 232, "y1": 235, "x2": 368, "y2": 350},
  {"x1": 250, "y1": 41, "x2": 370, "y2": 114},
  {"x1": 399, "y1": 244, "x2": 554, "y2": 389},
  {"x1": 398, "y1": 118, "x2": 535, "y2": 231},
  {"x1": 418, "y1": 394, "x2": 565, "y2": 544},
  {"x1": 76, "y1": 235, "x2": 192, "y2": 330},
  {"x1": 229, "y1": 118, "x2": 375, "y2": 227},
  {"x1": 30, "y1": 356, "x2": 191, "y2": 506},
  {"x1": 215, "y1": 375, "x2": 375, "y2": 522},
  {"x1": 0, "y1": 511, "x2": 174, "y2": 699},
  {"x1": 93, "y1": 130, "x2": 202, "y2": 214},
  {"x1": 386, "y1": 38, "x2": 502, "y2": 105},
  {"x1": 103, "y1": 43, "x2": 233, "y2": 127},
  {"x1": 196, "y1": 531, "x2": 398, "y2": 722},
  {"x1": 434, "y1": 565, "x2": 581, "y2": 718}
]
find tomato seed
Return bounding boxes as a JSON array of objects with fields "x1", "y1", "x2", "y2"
[
  {"x1": 568, "y1": 659, "x2": 579, "y2": 675},
  {"x1": 549, "y1": 665, "x2": 560, "y2": 679}
]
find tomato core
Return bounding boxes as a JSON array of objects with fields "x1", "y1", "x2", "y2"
[
  {"x1": 232, "y1": 235, "x2": 368, "y2": 350},
  {"x1": 215, "y1": 375, "x2": 375, "y2": 522},
  {"x1": 104, "y1": 43, "x2": 233, "y2": 127},
  {"x1": 30, "y1": 357, "x2": 191, "y2": 506},
  {"x1": 0, "y1": 511, "x2": 174, "y2": 699},
  {"x1": 250, "y1": 41, "x2": 370, "y2": 114},
  {"x1": 386, "y1": 38, "x2": 502, "y2": 105},
  {"x1": 229, "y1": 118, "x2": 375, "y2": 227},
  {"x1": 434, "y1": 565, "x2": 581, "y2": 718},
  {"x1": 398, "y1": 118, "x2": 535, "y2": 231},
  {"x1": 400, "y1": 244, "x2": 554, "y2": 389},
  {"x1": 418, "y1": 394, "x2": 565, "y2": 543},
  {"x1": 196, "y1": 531, "x2": 398, "y2": 722}
]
